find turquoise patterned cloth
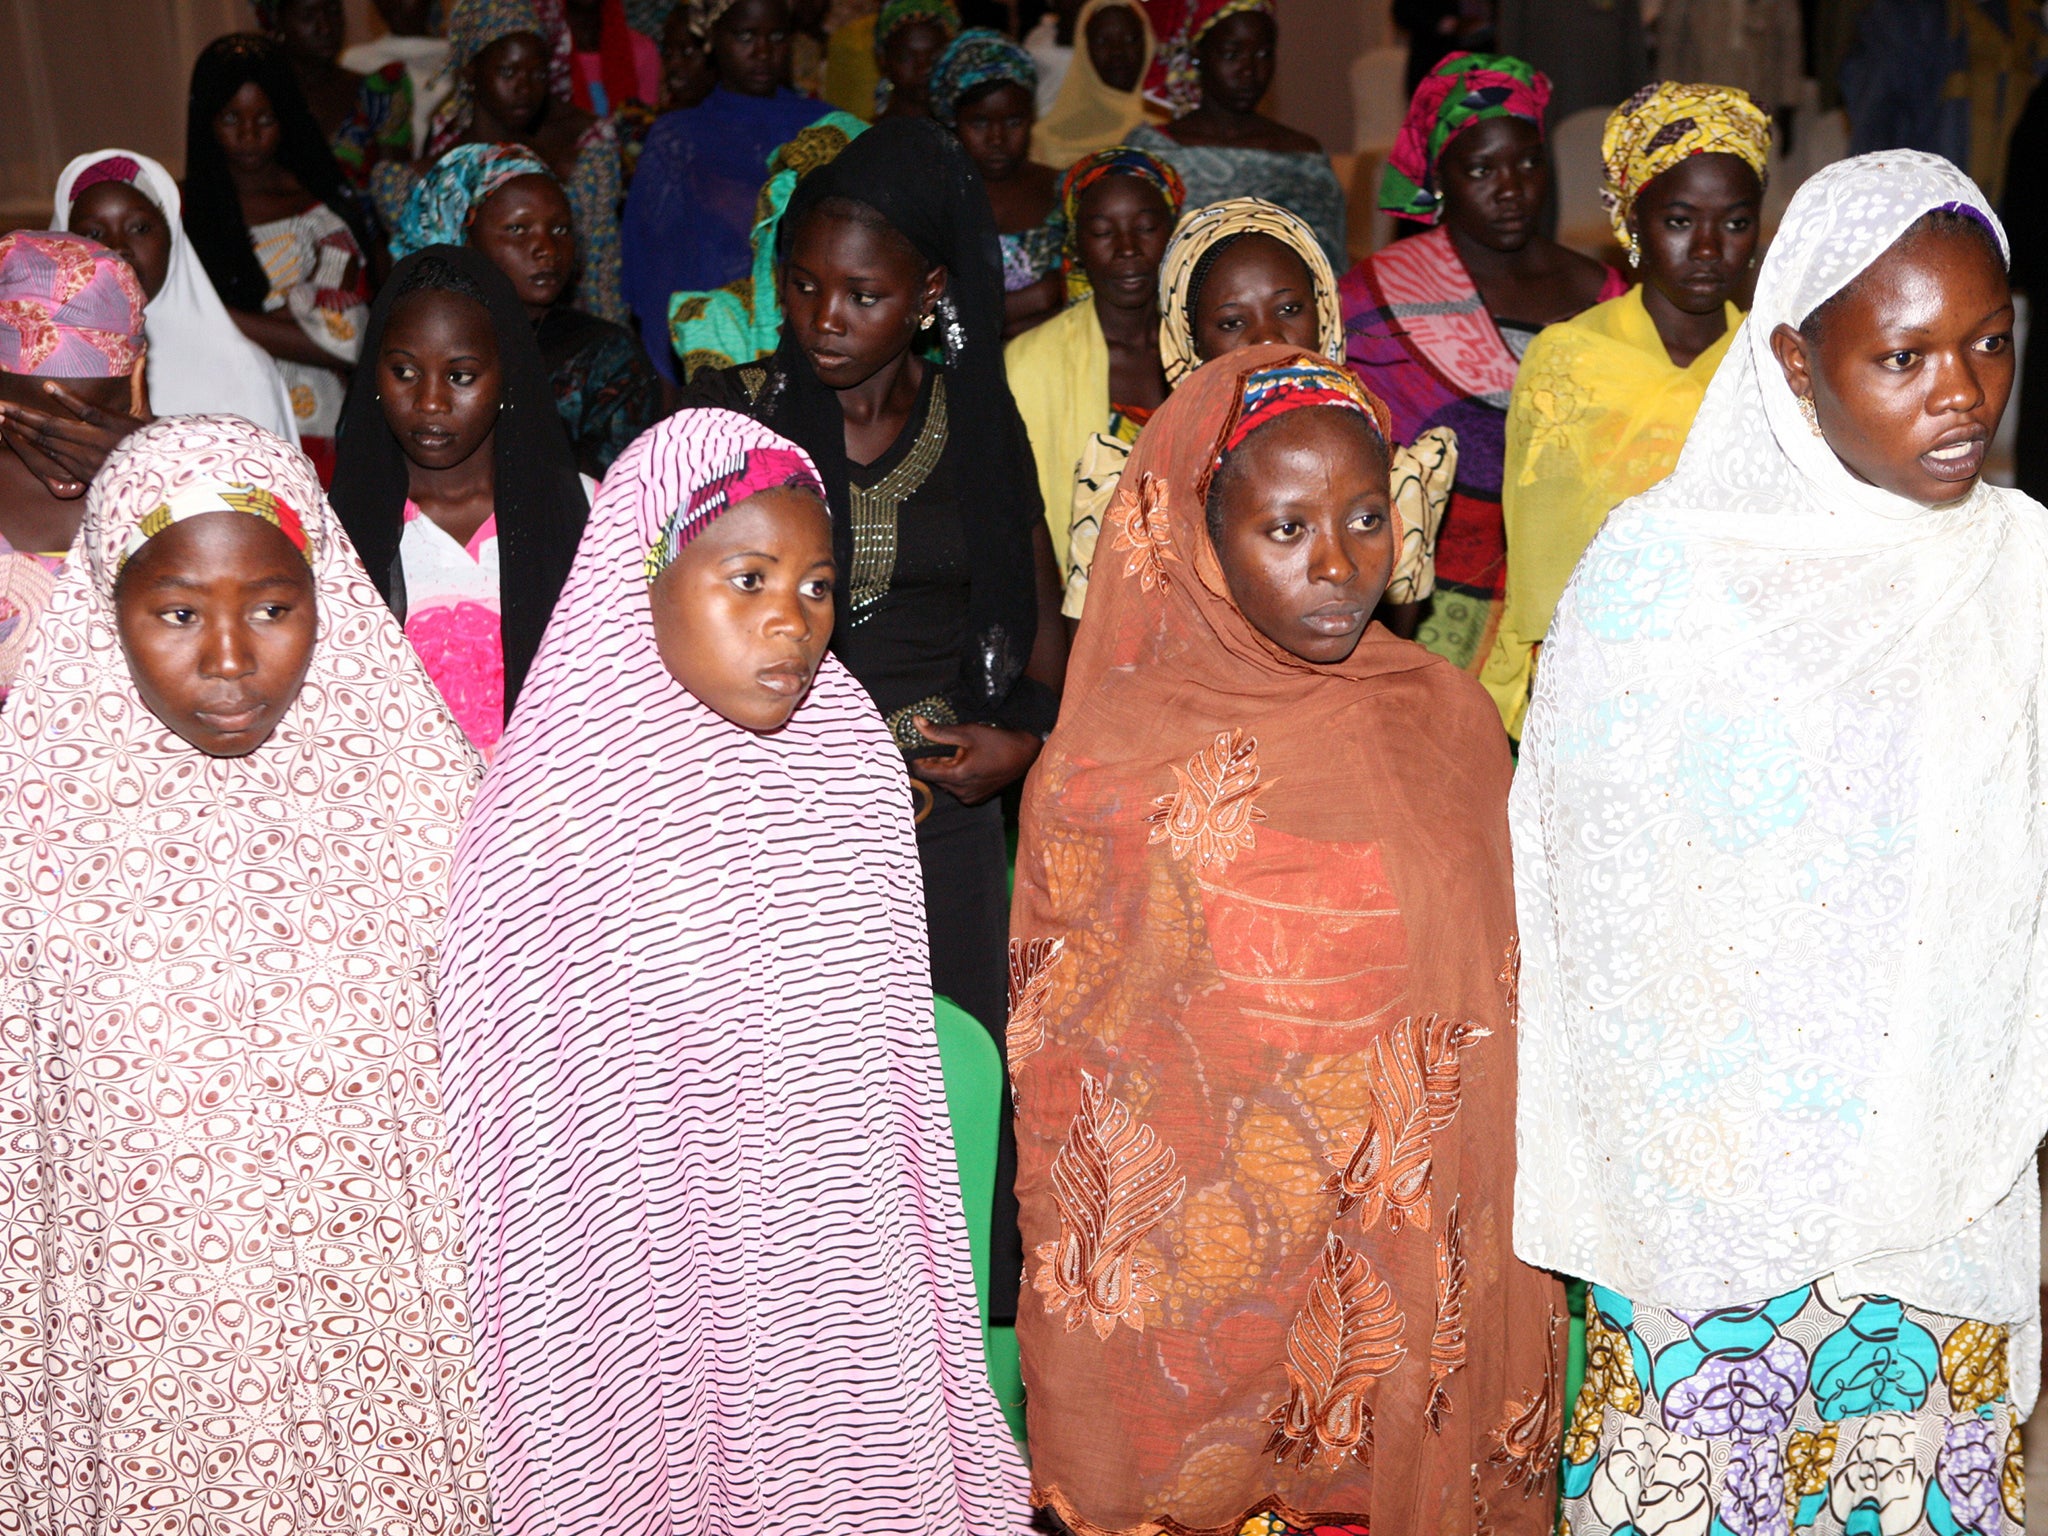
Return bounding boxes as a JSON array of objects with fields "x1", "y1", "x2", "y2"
[{"x1": 1125, "y1": 122, "x2": 1346, "y2": 273}]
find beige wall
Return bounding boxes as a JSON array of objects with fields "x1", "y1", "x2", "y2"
[{"x1": 1272, "y1": 0, "x2": 1391, "y2": 153}]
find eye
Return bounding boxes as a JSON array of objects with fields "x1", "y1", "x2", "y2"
[
  {"x1": 1880, "y1": 350, "x2": 1919, "y2": 371},
  {"x1": 448, "y1": 368, "x2": 478, "y2": 386},
  {"x1": 1278, "y1": 300, "x2": 1302, "y2": 317},
  {"x1": 159, "y1": 606, "x2": 199, "y2": 626},
  {"x1": 1976, "y1": 332, "x2": 2012, "y2": 355},
  {"x1": 1267, "y1": 518, "x2": 1304, "y2": 541},
  {"x1": 801, "y1": 577, "x2": 832, "y2": 600},
  {"x1": 387, "y1": 362, "x2": 418, "y2": 382},
  {"x1": 1215, "y1": 314, "x2": 1242, "y2": 331},
  {"x1": 731, "y1": 571, "x2": 765, "y2": 592},
  {"x1": 852, "y1": 291, "x2": 879, "y2": 307},
  {"x1": 253, "y1": 602, "x2": 292, "y2": 622},
  {"x1": 1664, "y1": 214, "x2": 1692, "y2": 229},
  {"x1": 1349, "y1": 508, "x2": 1386, "y2": 533}
]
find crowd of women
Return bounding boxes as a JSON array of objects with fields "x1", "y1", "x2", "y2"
[{"x1": 0, "y1": 0, "x2": 2040, "y2": 1532}]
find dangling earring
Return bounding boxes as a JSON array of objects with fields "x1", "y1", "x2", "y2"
[
  {"x1": 919, "y1": 312, "x2": 935, "y2": 331},
  {"x1": 1628, "y1": 245, "x2": 1641, "y2": 270},
  {"x1": 1797, "y1": 393, "x2": 1822, "y2": 436}
]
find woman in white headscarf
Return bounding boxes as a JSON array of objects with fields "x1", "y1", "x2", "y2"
[
  {"x1": 54, "y1": 149, "x2": 300, "y2": 442},
  {"x1": 1514, "y1": 149, "x2": 2041, "y2": 1536}
]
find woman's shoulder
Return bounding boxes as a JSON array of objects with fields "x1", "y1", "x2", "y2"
[{"x1": 678, "y1": 359, "x2": 784, "y2": 415}]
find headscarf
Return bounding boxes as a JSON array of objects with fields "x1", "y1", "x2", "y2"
[
  {"x1": 1058, "y1": 144, "x2": 1185, "y2": 301},
  {"x1": 1380, "y1": 51, "x2": 1552, "y2": 226},
  {"x1": 875, "y1": 0, "x2": 959, "y2": 54},
  {"x1": 764, "y1": 116, "x2": 1045, "y2": 727},
  {"x1": 434, "y1": 409, "x2": 1030, "y2": 1533},
  {"x1": 392, "y1": 141, "x2": 556, "y2": 259},
  {"x1": 1010, "y1": 342, "x2": 1562, "y2": 1533},
  {"x1": 53, "y1": 151, "x2": 298, "y2": 440},
  {"x1": 1156, "y1": 195, "x2": 1341, "y2": 385},
  {"x1": 1031, "y1": 0, "x2": 1157, "y2": 168},
  {"x1": 1600, "y1": 80, "x2": 1773, "y2": 256},
  {"x1": 1148, "y1": 0, "x2": 1269, "y2": 117},
  {"x1": 669, "y1": 111, "x2": 867, "y2": 381},
  {"x1": 1512, "y1": 151, "x2": 2048, "y2": 1406},
  {"x1": 642, "y1": 439, "x2": 821, "y2": 577},
  {"x1": 0, "y1": 230, "x2": 145, "y2": 377},
  {"x1": 0, "y1": 414, "x2": 487, "y2": 1528},
  {"x1": 432, "y1": 0, "x2": 559, "y2": 154},
  {"x1": 330, "y1": 245, "x2": 590, "y2": 720},
  {"x1": 183, "y1": 33, "x2": 369, "y2": 313},
  {"x1": 926, "y1": 27, "x2": 1037, "y2": 127}
]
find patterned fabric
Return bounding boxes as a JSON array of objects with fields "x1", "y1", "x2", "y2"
[
  {"x1": 0, "y1": 533, "x2": 63, "y2": 706},
  {"x1": 1563, "y1": 1283, "x2": 2024, "y2": 1536},
  {"x1": 1005, "y1": 292, "x2": 1110, "y2": 569},
  {"x1": 876, "y1": 0, "x2": 960, "y2": 52},
  {"x1": 1148, "y1": 0, "x2": 1271, "y2": 117},
  {"x1": 1126, "y1": 121, "x2": 1349, "y2": 273},
  {"x1": 1058, "y1": 145, "x2": 1186, "y2": 301},
  {"x1": 1157, "y1": 195, "x2": 1342, "y2": 385},
  {"x1": 1381, "y1": 51, "x2": 1552, "y2": 226},
  {"x1": 1033, "y1": 0, "x2": 1156, "y2": 167},
  {"x1": 392, "y1": 140, "x2": 554, "y2": 258},
  {"x1": 1003, "y1": 211, "x2": 1066, "y2": 292},
  {"x1": 117, "y1": 474, "x2": 313, "y2": 569},
  {"x1": 248, "y1": 203, "x2": 371, "y2": 438},
  {"x1": 1012, "y1": 343, "x2": 1563, "y2": 1535},
  {"x1": 434, "y1": 407, "x2": 1032, "y2": 1534},
  {"x1": 431, "y1": 0, "x2": 552, "y2": 153},
  {"x1": 0, "y1": 229, "x2": 146, "y2": 376},
  {"x1": 643, "y1": 442, "x2": 822, "y2": 577},
  {"x1": 535, "y1": 302, "x2": 663, "y2": 477},
  {"x1": 0, "y1": 414, "x2": 487, "y2": 1530},
  {"x1": 402, "y1": 501, "x2": 506, "y2": 758},
  {"x1": 927, "y1": 26, "x2": 1037, "y2": 126},
  {"x1": 1511, "y1": 150, "x2": 2047, "y2": 1418},
  {"x1": 1601, "y1": 80, "x2": 1772, "y2": 255},
  {"x1": 685, "y1": 0, "x2": 740, "y2": 34},
  {"x1": 330, "y1": 60, "x2": 417, "y2": 191},
  {"x1": 1220, "y1": 356, "x2": 1384, "y2": 457}
]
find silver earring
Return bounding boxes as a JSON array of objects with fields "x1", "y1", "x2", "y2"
[
  {"x1": 1797, "y1": 393, "x2": 1822, "y2": 436},
  {"x1": 1628, "y1": 245, "x2": 1641, "y2": 270}
]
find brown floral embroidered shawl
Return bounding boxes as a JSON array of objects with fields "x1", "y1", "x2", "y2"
[{"x1": 1010, "y1": 344, "x2": 1563, "y2": 1536}]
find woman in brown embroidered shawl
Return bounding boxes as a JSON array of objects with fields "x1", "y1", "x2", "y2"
[{"x1": 1009, "y1": 343, "x2": 1561, "y2": 1536}]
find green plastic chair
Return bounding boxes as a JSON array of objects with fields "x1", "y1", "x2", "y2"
[{"x1": 933, "y1": 995, "x2": 1028, "y2": 1445}]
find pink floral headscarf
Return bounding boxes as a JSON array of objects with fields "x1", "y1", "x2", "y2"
[{"x1": 0, "y1": 230, "x2": 146, "y2": 376}]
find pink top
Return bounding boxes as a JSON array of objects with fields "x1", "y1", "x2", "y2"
[
  {"x1": 0, "y1": 530, "x2": 66, "y2": 706},
  {"x1": 400, "y1": 498, "x2": 503, "y2": 758}
]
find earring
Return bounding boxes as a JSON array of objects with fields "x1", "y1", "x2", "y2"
[
  {"x1": 919, "y1": 312, "x2": 935, "y2": 331},
  {"x1": 1628, "y1": 245, "x2": 1641, "y2": 270},
  {"x1": 1797, "y1": 393, "x2": 1822, "y2": 436}
]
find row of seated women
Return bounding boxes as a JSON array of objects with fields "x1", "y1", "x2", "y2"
[{"x1": 0, "y1": 36, "x2": 2037, "y2": 1536}]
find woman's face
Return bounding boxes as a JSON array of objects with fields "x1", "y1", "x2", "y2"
[
  {"x1": 70, "y1": 182, "x2": 172, "y2": 302},
  {"x1": 883, "y1": 19, "x2": 950, "y2": 97},
  {"x1": 1193, "y1": 233, "x2": 1318, "y2": 362},
  {"x1": 1631, "y1": 153, "x2": 1761, "y2": 318},
  {"x1": 115, "y1": 511, "x2": 318, "y2": 757},
  {"x1": 473, "y1": 32, "x2": 551, "y2": 132},
  {"x1": 712, "y1": 0, "x2": 793, "y2": 97},
  {"x1": 649, "y1": 488, "x2": 835, "y2": 732},
  {"x1": 1086, "y1": 3, "x2": 1145, "y2": 93},
  {"x1": 1770, "y1": 220, "x2": 2014, "y2": 504},
  {"x1": 212, "y1": 81, "x2": 283, "y2": 177},
  {"x1": 1075, "y1": 174, "x2": 1174, "y2": 315},
  {"x1": 659, "y1": 8, "x2": 716, "y2": 110},
  {"x1": 783, "y1": 206, "x2": 943, "y2": 391},
  {"x1": 1437, "y1": 116, "x2": 1546, "y2": 254},
  {"x1": 470, "y1": 174, "x2": 576, "y2": 315},
  {"x1": 1195, "y1": 11, "x2": 1274, "y2": 115},
  {"x1": 274, "y1": 0, "x2": 345, "y2": 63},
  {"x1": 1209, "y1": 406, "x2": 1393, "y2": 664},
  {"x1": 953, "y1": 81, "x2": 1034, "y2": 183},
  {"x1": 377, "y1": 289, "x2": 504, "y2": 472}
]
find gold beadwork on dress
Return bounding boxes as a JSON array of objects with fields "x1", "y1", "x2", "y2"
[{"x1": 848, "y1": 373, "x2": 948, "y2": 626}]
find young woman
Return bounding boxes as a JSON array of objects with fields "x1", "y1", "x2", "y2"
[
  {"x1": 928, "y1": 29, "x2": 1065, "y2": 336},
  {"x1": 183, "y1": 33, "x2": 374, "y2": 458},
  {"x1": 1481, "y1": 83, "x2": 1768, "y2": 738},
  {"x1": 331, "y1": 246, "x2": 590, "y2": 760},
  {"x1": 435, "y1": 409, "x2": 1029, "y2": 1535},
  {"x1": 1011, "y1": 346, "x2": 1562, "y2": 1536},
  {"x1": 394, "y1": 142, "x2": 661, "y2": 477},
  {"x1": 874, "y1": 0, "x2": 961, "y2": 118},
  {"x1": 1128, "y1": 0, "x2": 1346, "y2": 271},
  {"x1": 259, "y1": 0, "x2": 415, "y2": 191},
  {"x1": 684, "y1": 117, "x2": 1064, "y2": 1325},
  {"x1": 1343, "y1": 52, "x2": 1621, "y2": 671},
  {"x1": 1006, "y1": 146, "x2": 1182, "y2": 574},
  {"x1": 1514, "y1": 151, "x2": 2038, "y2": 1536},
  {"x1": 55, "y1": 150, "x2": 298, "y2": 443},
  {"x1": 1031, "y1": 0, "x2": 1156, "y2": 169},
  {"x1": 0, "y1": 414, "x2": 489, "y2": 1528},
  {"x1": 621, "y1": 0, "x2": 824, "y2": 381}
]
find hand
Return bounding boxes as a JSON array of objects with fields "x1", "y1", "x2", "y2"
[
  {"x1": 0, "y1": 382, "x2": 150, "y2": 499},
  {"x1": 907, "y1": 720, "x2": 1042, "y2": 806}
]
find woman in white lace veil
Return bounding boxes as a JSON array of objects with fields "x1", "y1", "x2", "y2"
[{"x1": 1514, "y1": 148, "x2": 2044, "y2": 1536}]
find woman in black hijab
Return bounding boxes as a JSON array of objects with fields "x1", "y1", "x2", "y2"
[
  {"x1": 685, "y1": 115, "x2": 1064, "y2": 1324},
  {"x1": 331, "y1": 244, "x2": 589, "y2": 759}
]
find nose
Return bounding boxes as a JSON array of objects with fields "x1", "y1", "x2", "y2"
[
  {"x1": 1688, "y1": 218, "x2": 1723, "y2": 266},
  {"x1": 762, "y1": 587, "x2": 811, "y2": 641},
  {"x1": 813, "y1": 289, "x2": 849, "y2": 337},
  {"x1": 417, "y1": 372, "x2": 451, "y2": 415},
  {"x1": 1307, "y1": 526, "x2": 1357, "y2": 589},
  {"x1": 1243, "y1": 313, "x2": 1289, "y2": 347},
  {"x1": 200, "y1": 617, "x2": 257, "y2": 682},
  {"x1": 1931, "y1": 347, "x2": 1988, "y2": 417}
]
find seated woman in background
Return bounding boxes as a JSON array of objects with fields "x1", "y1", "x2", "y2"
[
  {"x1": 183, "y1": 33, "x2": 374, "y2": 463},
  {"x1": 332, "y1": 246, "x2": 590, "y2": 760},
  {"x1": 1011, "y1": 346, "x2": 1562, "y2": 1536},
  {"x1": 259, "y1": 0, "x2": 415, "y2": 194},
  {"x1": 929, "y1": 29, "x2": 1065, "y2": 335},
  {"x1": 1030, "y1": 0, "x2": 1155, "y2": 169},
  {"x1": 1128, "y1": 0, "x2": 1346, "y2": 271},
  {"x1": 395, "y1": 142, "x2": 660, "y2": 477},
  {"x1": 1480, "y1": 82, "x2": 1767, "y2": 738},
  {"x1": 622, "y1": 0, "x2": 825, "y2": 382},
  {"x1": 874, "y1": 0, "x2": 960, "y2": 118},
  {"x1": 1006, "y1": 146, "x2": 1181, "y2": 575},
  {"x1": 1343, "y1": 52, "x2": 1621, "y2": 673},
  {"x1": 56, "y1": 150, "x2": 300, "y2": 443}
]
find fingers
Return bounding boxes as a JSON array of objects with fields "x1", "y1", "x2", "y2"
[
  {"x1": 910, "y1": 715, "x2": 975, "y2": 748},
  {"x1": 0, "y1": 411, "x2": 104, "y2": 487},
  {"x1": 0, "y1": 418, "x2": 88, "y2": 498},
  {"x1": 39, "y1": 382, "x2": 115, "y2": 428}
]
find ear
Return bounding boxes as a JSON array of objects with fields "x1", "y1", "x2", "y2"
[
  {"x1": 921, "y1": 265, "x2": 947, "y2": 321},
  {"x1": 129, "y1": 351, "x2": 151, "y2": 419},
  {"x1": 1769, "y1": 321, "x2": 1814, "y2": 403}
]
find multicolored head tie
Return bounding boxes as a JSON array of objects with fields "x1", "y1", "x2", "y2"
[
  {"x1": 1059, "y1": 146, "x2": 1187, "y2": 302},
  {"x1": 1218, "y1": 358, "x2": 1390, "y2": 463},
  {"x1": 875, "y1": 0, "x2": 961, "y2": 55},
  {"x1": 68, "y1": 155, "x2": 143, "y2": 205},
  {"x1": 644, "y1": 446, "x2": 825, "y2": 581},
  {"x1": 392, "y1": 141, "x2": 557, "y2": 261},
  {"x1": 1380, "y1": 51, "x2": 1551, "y2": 226},
  {"x1": 1157, "y1": 0, "x2": 1271, "y2": 118},
  {"x1": 1600, "y1": 82, "x2": 1771, "y2": 259},
  {"x1": 121, "y1": 477, "x2": 314, "y2": 571},
  {"x1": 927, "y1": 28, "x2": 1038, "y2": 128},
  {"x1": 0, "y1": 230, "x2": 148, "y2": 378}
]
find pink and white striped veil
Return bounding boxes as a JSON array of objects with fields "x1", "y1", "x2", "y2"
[{"x1": 437, "y1": 408, "x2": 1031, "y2": 1535}]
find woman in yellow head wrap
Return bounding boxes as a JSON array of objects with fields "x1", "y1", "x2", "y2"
[{"x1": 1480, "y1": 81, "x2": 1770, "y2": 737}]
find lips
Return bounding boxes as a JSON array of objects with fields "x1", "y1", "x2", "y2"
[
  {"x1": 755, "y1": 660, "x2": 812, "y2": 697},
  {"x1": 194, "y1": 701, "x2": 266, "y2": 735},
  {"x1": 1919, "y1": 429, "x2": 1987, "y2": 483},
  {"x1": 1302, "y1": 603, "x2": 1365, "y2": 638}
]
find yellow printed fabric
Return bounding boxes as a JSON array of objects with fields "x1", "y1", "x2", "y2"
[
  {"x1": 1480, "y1": 284, "x2": 1738, "y2": 737},
  {"x1": 1004, "y1": 295, "x2": 1110, "y2": 572}
]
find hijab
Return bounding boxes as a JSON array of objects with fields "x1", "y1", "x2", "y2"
[
  {"x1": 430, "y1": 0, "x2": 561, "y2": 157},
  {"x1": 435, "y1": 408, "x2": 1030, "y2": 1533},
  {"x1": 330, "y1": 244, "x2": 590, "y2": 719},
  {"x1": 1056, "y1": 144, "x2": 1185, "y2": 301},
  {"x1": 1381, "y1": 51, "x2": 1551, "y2": 227},
  {"x1": 1512, "y1": 151, "x2": 2048, "y2": 1406},
  {"x1": 926, "y1": 27, "x2": 1037, "y2": 127},
  {"x1": 1155, "y1": 194, "x2": 1342, "y2": 385},
  {"x1": 1600, "y1": 80, "x2": 1772, "y2": 259},
  {"x1": 1146, "y1": 0, "x2": 1269, "y2": 116},
  {"x1": 0, "y1": 414, "x2": 486, "y2": 1526},
  {"x1": 183, "y1": 33, "x2": 369, "y2": 313},
  {"x1": 1032, "y1": 0, "x2": 1156, "y2": 168},
  {"x1": 390, "y1": 140, "x2": 555, "y2": 259},
  {"x1": 52, "y1": 150, "x2": 299, "y2": 441},
  {"x1": 0, "y1": 228, "x2": 145, "y2": 376}
]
